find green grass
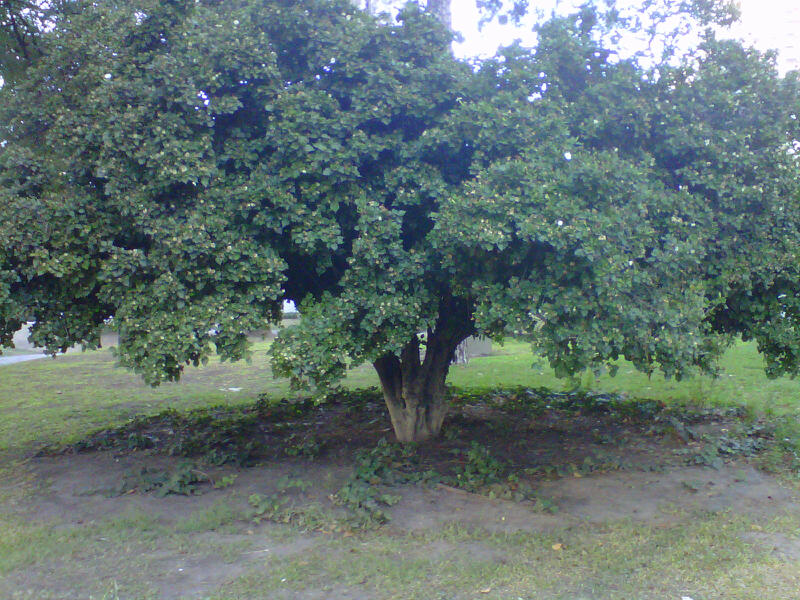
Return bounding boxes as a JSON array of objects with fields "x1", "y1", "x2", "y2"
[
  {"x1": 2, "y1": 339, "x2": 800, "y2": 454},
  {"x1": 0, "y1": 507, "x2": 253, "y2": 600},
  {"x1": 210, "y1": 513, "x2": 800, "y2": 600},
  {"x1": 0, "y1": 341, "x2": 373, "y2": 453},
  {"x1": 450, "y1": 339, "x2": 800, "y2": 416},
  {"x1": 6, "y1": 504, "x2": 796, "y2": 600},
  {"x1": 173, "y1": 498, "x2": 247, "y2": 533}
]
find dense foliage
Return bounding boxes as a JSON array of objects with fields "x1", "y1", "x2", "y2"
[
  {"x1": 0, "y1": 0, "x2": 68, "y2": 84},
  {"x1": 1, "y1": 0, "x2": 798, "y2": 440},
  {"x1": 1, "y1": 0, "x2": 458, "y2": 381}
]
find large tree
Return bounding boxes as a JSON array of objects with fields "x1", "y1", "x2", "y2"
[
  {"x1": 2, "y1": 0, "x2": 798, "y2": 441},
  {"x1": 0, "y1": 0, "x2": 466, "y2": 383},
  {"x1": 0, "y1": 0, "x2": 71, "y2": 84}
]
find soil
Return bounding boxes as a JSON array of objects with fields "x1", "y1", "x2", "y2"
[
  {"x1": 18, "y1": 453, "x2": 797, "y2": 535},
  {"x1": 741, "y1": 530, "x2": 800, "y2": 562},
  {"x1": 5, "y1": 453, "x2": 799, "y2": 600},
  {"x1": 4, "y1": 390, "x2": 800, "y2": 599},
  {"x1": 50, "y1": 388, "x2": 759, "y2": 477}
]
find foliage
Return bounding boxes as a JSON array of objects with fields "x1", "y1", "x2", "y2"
[
  {"x1": 451, "y1": 441, "x2": 505, "y2": 491},
  {"x1": 65, "y1": 394, "x2": 331, "y2": 465},
  {"x1": 247, "y1": 456, "x2": 412, "y2": 531},
  {"x1": 267, "y1": 13, "x2": 800, "y2": 393},
  {"x1": 212, "y1": 474, "x2": 238, "y2": 489},
  {"x1": 1, "y1": 0, "x2": 799, "y2": 442},
  {"x1": 105, "y1": 461, "x2": 210, "y2": 497},
  {"x1": 0, "y1": 0, "x2": 69, "y2": 84},
  {"x1": 247, "y1": 476, "x2": 341, "y2": 531},
  {"x1": 254, "y1": 437, "x2": 557, "y2": 527},
  {"x1": 63, "y1": 383, "x2": 780, "y2": 474},
  {"x1": 2, "y1": 0, "x2": 458, "y2": 384},
  {"x1": 283, "y1": 433, "x2": 324, "y2": 459},
  {"x1": 332, "y1": 439, "x2": 433, "y2": 526}
]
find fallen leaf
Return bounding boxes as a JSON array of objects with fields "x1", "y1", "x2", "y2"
[
  {"x1": 552, "y1": 543, "x2": 563, "y2": 551},
  {"x1": 479, "y1": 588, "x2": 492, "y2": 594}
]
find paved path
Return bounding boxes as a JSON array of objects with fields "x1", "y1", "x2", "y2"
[
  {"x1": 2, "y1": 323, "x2": 120, "y2": 367},
  {"x1": 0, "y1": 354, "x2": 47, "y2": 366}
]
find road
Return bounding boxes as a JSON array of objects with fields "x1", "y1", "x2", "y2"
[
  {"x1": 0, "y1": 354, "x2": 47, "y2": 367},
  {"x1": 1, "y1": 323, "x2": 118, "y2": 367}
]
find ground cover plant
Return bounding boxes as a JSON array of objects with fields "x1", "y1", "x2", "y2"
[{"x1": 2, "y1": 340, "x2": 800, "y2": 598}]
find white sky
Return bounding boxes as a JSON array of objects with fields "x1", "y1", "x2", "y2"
[
  {"x1": 452, "y1": 0, "x2": 800, "y2": 72},
  {"x1": 728, "y1": 0, "x2": 800, "y2": 71}
]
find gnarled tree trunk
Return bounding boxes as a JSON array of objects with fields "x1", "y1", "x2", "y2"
[
  {"x1": 373, "y1": 312, "x2": 470, "y2": 442},
  {"x1": 369, "y1": 0, "x2": 455, "y2": 443}
]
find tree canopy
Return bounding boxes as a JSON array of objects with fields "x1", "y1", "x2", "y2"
[
  {"x1": 2, "y1": 0, "x2": 799, "y2": 441},
  {"x1": 0, "y1": 0, "x2": 70, "y2": 84}
]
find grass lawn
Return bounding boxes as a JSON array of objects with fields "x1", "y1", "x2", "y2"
[
  {"x1": 450, "y1": 339, "x2": 800, "y2": 415},
  {"x1": 1, "y1": 339, "x2": 798, "y2": 453},
  {"x1": 1, "y1": 339, "x2": 800, "y2": 599}
]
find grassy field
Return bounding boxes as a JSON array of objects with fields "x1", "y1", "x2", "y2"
[
  {"x1": 1, "y1": 339, "x2": 800, "y2": 599},
  {"x1": 1, "y1": 339, "x2": 798, "y2": 453}
]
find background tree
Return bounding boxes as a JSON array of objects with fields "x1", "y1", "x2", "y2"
[{"x1": 1, "y1": 0, "x2": 798, "y2": 442}]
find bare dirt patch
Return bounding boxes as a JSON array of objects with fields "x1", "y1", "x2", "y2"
[
  {"x1": 45, "y1": 388, "x2": 765, "y2": 478},
  {"x1": 538, "y1": 463, "x2": 798, "y2": 524},
  {"x1": 26, "y1": 387, "x2": 791, "y2": 531},
  {"x1": 147, "y1": 534, "x2": 321, "y2": 600},
  {"x1": 741, "y1": 530, "x2": 800, "y2": 562},
  {"x1": 18, "y1": 453, "x2": 350, "y2": 526},
  {"x1": 7, "y1": 450, "x2": 800, "y2": 599},
  {"x1": 19, "y1": 450, "x2": 800, "y2": 534},
  {"x1": 6, "y1": 388, "x2": 800, "y2": 599},
  {"x1": 6, "y1": 448, "x2": 800, "y2": 600}
]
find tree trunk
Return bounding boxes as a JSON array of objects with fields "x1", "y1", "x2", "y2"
[{"x1": 373, "y1": 318, "x2": 469, "y2": 442}]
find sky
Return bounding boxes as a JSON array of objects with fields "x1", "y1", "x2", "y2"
[
  {"x1": 728, "y1": 0, "x2": 800, "y2": 71},
  {"x1": 452, "y1": 0, "x2": 800, "y2": 72}
]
